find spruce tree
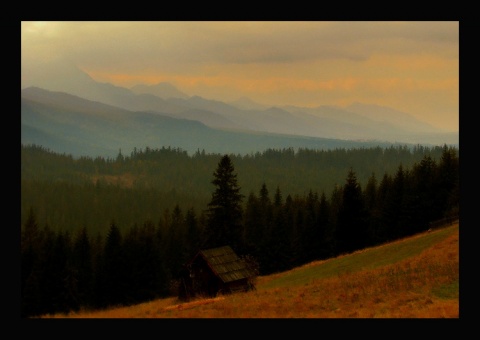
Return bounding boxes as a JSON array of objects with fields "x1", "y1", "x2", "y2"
[
  {"x1": 164, "y1": 205, "x2": 188, "y2": 281},
  {"x1": 270, "y1": 187, "x2": 290, "y2": 272},
  {"x1": 257, "y1": 183, "x2": 274, "y2": 272},
  {"x1": 388, "y1": 164, "x2": 408, "y2": 239},
  {"x1": 185, "y1": 207, "x2": 201, "y2": 256},
  {"x1": 72, "y1": 226, "x2": 94, "y2": 309},
  {"x1": 244, "y1": 192, "x2": 261, "y2": 262},
  {"x1": 364, "y1": 172, "x2": 380, "y2": 246},
  {"x1": 376, "y1": 173, "x2": 394, "y2": 243},
  {"x1": 318, "y1": 192, "x2": 333, "y2": 259},
  {"x1": 410, "y1": 156, "x2": 437, "y2": 233},
  {"x1": 21, "y1": 207, "x2": 42, "y2": 317},
  {"x1": 437, "y1": 145, "x2": 459, "y2": 219},
  {"x1": 204, "y1": 155, "x2": 244, "y2": 252},
  {"x1": 336, "y1": 168, "x2": 368, "y2": 254},
  {"x1": 101, "y1": 221, "x2": 124, "y2": 307}
]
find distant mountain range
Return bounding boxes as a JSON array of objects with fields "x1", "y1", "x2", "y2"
[
  {"x1": 22, "y1": 87, "x2": 417, "y2": 158},
  {"x1": 21, "y1": 60, "x2": 458, "y2": 158}
]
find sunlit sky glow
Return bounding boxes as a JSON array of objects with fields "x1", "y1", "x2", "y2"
[{"x1": 21, "y1": 21, "x2": 459, "y2": 132}]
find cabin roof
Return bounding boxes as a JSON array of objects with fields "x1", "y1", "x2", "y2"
[{"x1": 193, "y1": 245, "x2": 255, "y2": 283}]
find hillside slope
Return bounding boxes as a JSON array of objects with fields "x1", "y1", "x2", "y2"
[{"x1": 41, "y1": 222, "x2": 459, "y2": 318}]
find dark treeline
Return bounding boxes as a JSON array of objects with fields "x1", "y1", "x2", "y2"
[
  {"x1": 21, "y1": 144, "x2": 459, "y2": 317},
  {"x1": 21, "y1": 143, "x2": 451, "y2": 236}
]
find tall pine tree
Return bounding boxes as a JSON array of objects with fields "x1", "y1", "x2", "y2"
[
  {"x1": 336, "y1": 168, "x2": 368, "y2": 254},
  {"x1": 204, "y1": 155, "x2": 244, "y2": 253}
]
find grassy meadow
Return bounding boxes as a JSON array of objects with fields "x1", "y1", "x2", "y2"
[{"x1": 39, "y1": 222, "x2": 459, "y2": 318}]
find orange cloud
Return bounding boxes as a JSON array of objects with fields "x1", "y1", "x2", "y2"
[
  {"x1": 89, "y1": 69, "x2": 456, "y2": 96},
  {"x1": 365, "y1": 77, "x2": 458, "y2": 92},
  {"x1": 368, "y1": 53, "x2": 457, "y2": 72},
  {"x1": 85, "y1": 70, "x2": 169, "y2": 87},
  {"x1": 167, "y1": 75, "x2": 362, "y2": 94}
]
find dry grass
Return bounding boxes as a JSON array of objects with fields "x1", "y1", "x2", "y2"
[{"x1": 40, "y1": 223, "x2": 459, "y2": 318}]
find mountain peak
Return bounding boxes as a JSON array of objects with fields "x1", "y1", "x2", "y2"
[
  {"x1": 344, "y1": 102, "x2": 440, "y2": 133},
  {"x1": 229, "y1": 97, "x2": 267, "y2": 111},
  {"x1": 130, "y1": 82, "x2": 189, "y2": 99}
]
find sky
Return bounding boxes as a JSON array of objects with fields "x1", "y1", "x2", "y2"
[{"x1": 21, "y1": 21, "x2": 459, "y2": 132}]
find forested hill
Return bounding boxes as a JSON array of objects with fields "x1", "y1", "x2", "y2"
[
  {"x1": 21, "y1": 143, "x2": 459, "y2": 318},
  {"x1": 21, "y1": 143, "x2": 456, "y2": 236}
]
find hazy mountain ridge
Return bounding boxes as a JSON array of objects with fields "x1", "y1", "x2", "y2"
[
  {"x1": 344, "y1": 102, "x2": 443, "y2": 133},
  {"x1": 228, "y1": 96, "x2": 268, "y2": 111},
  {"x1": 154, "y1": 108, "x2": 245, "y2": 130},
  {"x1": 130, "y1": 82, "x2": 189, "y2": 100},
  {"x1": 280, "y1": 104, "x2": 442, "y2": 138},
  {"x1": 21, "y1": 87, "x2": 414, "y2": 159},
  {"x1": 21, "y1": 60, "x2": 458, "y2": 149}
]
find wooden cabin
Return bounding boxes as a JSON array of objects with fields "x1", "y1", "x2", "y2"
[{"x1": 178, "y1": 245, "x2": 257, "y2": 300}]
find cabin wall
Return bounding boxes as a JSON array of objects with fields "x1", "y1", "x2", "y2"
[{"x1": 179, "y1": 247, "x2": 256, "y2": 300}]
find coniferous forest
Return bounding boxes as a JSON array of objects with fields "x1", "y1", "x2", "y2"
[{"x1": 21, "y1": 143, "x2": 459, "y2": 317}]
